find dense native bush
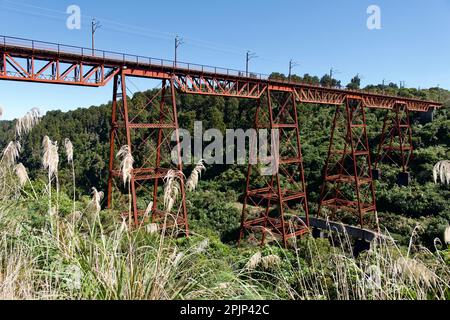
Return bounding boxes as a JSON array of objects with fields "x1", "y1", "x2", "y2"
[{"x1": 187, "y1": 183, "x2": 241, "y2": 243}]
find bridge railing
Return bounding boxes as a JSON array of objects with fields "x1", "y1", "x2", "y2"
[
  {"x1": 1, "y1": 35, "x2": 270, "y2": 80},
  {"x1": 0, "y1": 35, "x2": 442, "y2": 108}
]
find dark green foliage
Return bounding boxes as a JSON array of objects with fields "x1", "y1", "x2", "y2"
[
  {"x1": 347, "y1": 75, "x2": 361, "y2": 90},
  {"x1": 187, "y1": 184, "x2": 241, "y2": 243}
]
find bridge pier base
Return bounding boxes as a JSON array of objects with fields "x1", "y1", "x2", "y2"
[
  {"x1": 353, "y1": 239, "x2": 371, "y2": 258},
  {"x1": 397, "y1": 172, "x2": 411, "y2": 187},
  {"x1": 372, "y1": 168, "x2": 381, "y2": 181},
  {"x1": 312, "y1": 227, "x2": 324, "y2": 239}
]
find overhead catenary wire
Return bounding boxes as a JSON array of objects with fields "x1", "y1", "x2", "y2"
[
  {"x1": 0, "y1": 0, "x2": 415, "y2": 88},
  {"x1": 0, "y1": 0, "x2": 291, "y2": 68}
]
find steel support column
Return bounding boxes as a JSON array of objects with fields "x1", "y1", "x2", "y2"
[
  {"x1": 107, "y1": 71, "x2": 188, "y2": 233},
  {"x1": 239, "y1": 88, "x2": 310, "y2": 248},
  {"x1": 374, "y1": 102, "x2": 414, "y2": 174},
  {"x1": 318, "y1": 97, "x2": 378, "y2": 230}
]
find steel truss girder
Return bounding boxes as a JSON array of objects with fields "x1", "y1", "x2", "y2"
[
  {"x1": 107, "y1": 71, "x2": 188, "y2": 234},
  {"x1": 318, "y1": 98, "x2": 378, "y2": 230},
  {"x1": 0, "y1": 52, "x2": 119, "y2": 86},
  {"x1": 0, "y1": 38, "x2": 441, "y2": 112},
  {"x1": 361, "y1": 96, "x2": 435, "y2": 112},
  {"x1": 374, "y1": 103, "x2": 414, "y2": 173},
  {"x1": 239, "y1": 88, "x2": 310, "y2": 248},
  {"x1": 174, "y1": 74, "x2": 267, "y2": 98},
  {"x1": 294, "y1": 87, "x2": 347, "y2": 105}
]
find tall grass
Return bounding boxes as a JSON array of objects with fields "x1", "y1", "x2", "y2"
[
  {"x1": 0, "y1": 180, "x2": 448, "y2": 300},
  {"x1": 241, "y1": 229, "x2": 450, "y2": 300},
  {"x1": 0, "y1": 198, "x2": 267, "y2": 300},
  {"x1": 116, "y1": 145, "x2": 134, "y2": 228},
  {"x1": 64, "y1": 139, "x2": 76, "y2": 214}
]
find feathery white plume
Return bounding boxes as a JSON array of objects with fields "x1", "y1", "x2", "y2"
[
  {"x1": 166, "y1": 197, "x2": 175, "y2": 213},
  {"x1": 146, "y1": 223, "x2": 158, "y2": 235},
  {"x1": 194, "y1": 239, "x2": 209, "y2": 254},
  {"x1": 0, "y1": 106, "x2": 3, "y2": 118},
  {"x1": 260, "y1": 255, "x2": 281, "y2": 270},
  {"x1": 42, "y1": 136, "x2": 59, "y2": 178},
  {"x1": 394, "y1": 257, "x2": 437, "y2": 287},
  {"x1": 89, "y1": 187, "x2": 104, "y2": 216},
  {"x1": 444, "y1": 226, "x2": 450, "y2": 245},
  {"x1": 2, "y1": 141, "x2": 21, "y2": 167},
  {"x1": 245, "y1": 252, "x2": 262, "y2": 270},
  {"x1": 15, "y1": 108, "x2": 41, "y2": 137},
  {"x1": 64, "y1": 138, "x2": 74, "y2": 164},
  {"x1": 163, "y1": 170, "x2": 181, "y2": 212},
  {"x1": 186, "y1": 159, "x2": 206, "y2": 192},
  {"x1": 172, "y1": 252, "x2": 184, "y2": 267},
  {"x1": 144, "y1": 201, "x2": 154, "y2": 218},
  {"x1": 433, "y1": 160, "x2": 450, "y2": 185},
  {"x1": 116, "y1": 145, "x2": 134, "y2": 186},
  {"x1": 42, "y1": 136, "x2": 51, "y2": 151},
  {"x1": 14, "y1": 163, "x2": 29, "y2": 187}
]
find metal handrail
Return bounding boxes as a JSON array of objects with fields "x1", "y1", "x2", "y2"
[
  {"x1": 0, "y1": 35, "x2": 269, "y2": 80},
  {"x1": 0, "y1": 34, "x2": 443, "y2": 106}
]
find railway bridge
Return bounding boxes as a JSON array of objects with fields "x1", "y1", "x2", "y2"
[{"x1": 0, "y1": 35, "x2": 442, "y2": 248}]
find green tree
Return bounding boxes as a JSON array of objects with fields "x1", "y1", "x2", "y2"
[{"x1": 347, "y1": 74, "x2": 361, "y2": 90}]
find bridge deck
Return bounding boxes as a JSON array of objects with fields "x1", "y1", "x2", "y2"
[{"x1": 0, "y1": 35, "x2": 442, "y2": 111}]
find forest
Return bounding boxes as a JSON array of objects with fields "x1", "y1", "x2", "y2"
[{"x1": 0, "y1": 73, "x2": 449, "y2": 300}]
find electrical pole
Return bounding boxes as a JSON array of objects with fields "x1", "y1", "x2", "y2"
[
  {"x1": 246, "y1": 51, "x2": 257, "y2": 77},
  {"x1": 329, "y1": 68, "x2": 335, "y2": 87},
  {"x1": 382, "y1": 79, "x2": 392, "y2": 94},
  {"x1": 91, "y1": 19, "x2": 101, "y2": 56},
  {"x1": 329, "y1": 68, "x2": 340, "y2": 88},
  {"x1": 289, "y1": 59, "x2": 299, "y2": 81},
  {"x1": 175, "y1": 35, "x2": 184, "y2": 67}
]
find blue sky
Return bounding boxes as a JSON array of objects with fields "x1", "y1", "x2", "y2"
[{"x1": 0, "y1": 0, "x2": 449, "y2": 120}]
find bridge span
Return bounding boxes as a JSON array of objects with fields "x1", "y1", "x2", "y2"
[{"x1": 0, "y1": 35, "x2": 442, "y2": 248}]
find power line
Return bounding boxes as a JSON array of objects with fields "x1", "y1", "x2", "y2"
[
  {"x1": 330, "y1": 67, "x2": 341, "y2": 79},
  {"x1": 0, "y1": 1, "x2": 244, "y2": 56},
  {"x1": 0, "y1": 3, "x2": 66, "y2": 22},
  {"x1": 0, "y1": 0, "x2": 292, "y2": 69}
]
